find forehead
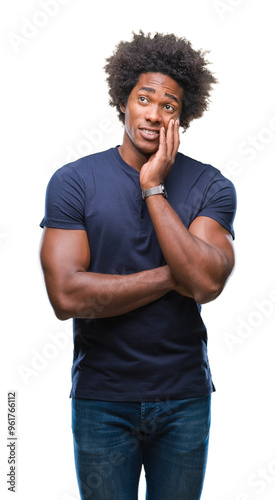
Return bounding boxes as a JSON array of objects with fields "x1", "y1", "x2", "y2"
[{"x1": 133, "y1": 72, "x2": 183, "y2": 99}]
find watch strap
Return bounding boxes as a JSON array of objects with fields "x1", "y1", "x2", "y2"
[{"x1": 141, "y1": 184, "x2": 168, "y2": 200}]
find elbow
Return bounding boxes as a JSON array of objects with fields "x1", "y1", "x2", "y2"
[
  {"x1": 193, "y1": 279, "x2": 226, "y2": 305},
  {"x1": 193, "y1": 261, "x2": 233, "y2": 304},
  {"x1": 50, "y1": 295, "x2": 73, "y2": 321},
  {"x1": 54, "y1": 308, "x2": 71, "y2": 321},
  {"x1": 194, "y1": 288, "x2": 222, "y2": 305}
]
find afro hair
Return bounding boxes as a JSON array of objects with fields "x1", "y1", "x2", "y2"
[{"x1": 104, "y1": 31, "x2": 218, "y2": 131}]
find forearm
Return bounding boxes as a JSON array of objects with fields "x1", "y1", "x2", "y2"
[
  {"x1": 51, "y1": 265, "x2": 176, "y2": 320},
  {"x1": 146, "y1": 195, "x2": 229, "y2": 303}
]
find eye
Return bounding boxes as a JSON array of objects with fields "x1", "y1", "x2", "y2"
[
  {"x1": 138, "y1": 96, "x2": 149, "y2": 104},
  {"x1": 164, "y1": 104, "x2": 175, "y2": 112}
]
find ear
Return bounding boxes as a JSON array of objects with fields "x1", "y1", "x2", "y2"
[{"x1": 120, "y1": 104, "x2": 126, "y2": 113}]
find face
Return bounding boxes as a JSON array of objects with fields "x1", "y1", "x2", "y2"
[{"x1": 120, "y1": 72, "x2": 183, "y2": 165}]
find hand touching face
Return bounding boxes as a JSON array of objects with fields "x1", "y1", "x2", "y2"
[
  {"x1": 120, "y1": 72, "x2": 183, "y2": 170},
  {"x1": 139, "y1": 118, "x2": 180, "y2": 190}
]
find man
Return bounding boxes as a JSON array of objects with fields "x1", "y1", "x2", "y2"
[{"x1": 40, "y1": 31, "x2": 236, "y2": 500}]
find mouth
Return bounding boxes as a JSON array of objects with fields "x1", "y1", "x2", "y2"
[{"x1": 139, "y1": 128, "x2": 160, "y2": 141}]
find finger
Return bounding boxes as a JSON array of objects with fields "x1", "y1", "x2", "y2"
[
  {"x1": 165, "y1": 119, "x2": 175, "y2": 158},
  {"x1": 160, "y1": 126, "x2": 166, "y2": 144},
  {"x1": 156, "y1": 126, "x2": 167, "y2": 156},
  {"x1": 172, "y1": 119, "x2": 180, "y2": 157}
]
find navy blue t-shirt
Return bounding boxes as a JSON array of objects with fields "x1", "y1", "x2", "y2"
[{"x1": 40, "y1": 146, "x2": 236, "y2": 401}]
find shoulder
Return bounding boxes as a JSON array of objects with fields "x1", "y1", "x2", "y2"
[
  {"x1": 51, "y1": 147, "x2": 115, "y2": 183},
  {"x1": 174, "y1": 151, "x2": 236, "y2": 193},
  {"x1": 175, "y1": 151, "x2": 221, "y2": 178}
]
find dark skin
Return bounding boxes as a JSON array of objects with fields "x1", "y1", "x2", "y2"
[{"x1": 40, "y1": 72, "x2": 234, "y2": 320}]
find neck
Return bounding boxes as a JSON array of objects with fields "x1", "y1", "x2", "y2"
[{"x1": 118, "y1": 131, "x2": 150, "y2": 172}]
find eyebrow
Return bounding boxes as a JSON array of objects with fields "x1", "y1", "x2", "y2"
[{"x1": 138, "y1": 86, "x2": 180, "y2": 105}]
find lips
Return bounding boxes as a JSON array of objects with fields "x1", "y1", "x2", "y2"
[{"x1": 139, "y1": 128, "x2": 160, "y2": 141}]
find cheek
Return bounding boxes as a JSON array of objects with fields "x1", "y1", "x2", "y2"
[
  {"x1": 162, "y1": 110, "x2": 181, "y2": 130},
  {"x1": 163, "y1": 117, "x2": 172, "y2": 131},
  {"x1": 123, "y1": 109, "x2": 132, "y2": 131},
  {"x1": 125, "y1": 115, "x2": 134, "y2": 138},
  {"x1": 125, "y1": 107, "x2": 140, "y2": 136}
]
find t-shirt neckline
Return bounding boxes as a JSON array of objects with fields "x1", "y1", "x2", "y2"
[{"x1": 112, "y1": 146, "x2": 141, "y2": 176}]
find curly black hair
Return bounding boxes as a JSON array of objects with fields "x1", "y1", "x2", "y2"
[{"x1": 104, "y1": 31, "x2": 217, "y2": 131}]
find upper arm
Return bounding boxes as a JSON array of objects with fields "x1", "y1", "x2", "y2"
[
  {"x1": 40, "y1": 227, "x2": 90, "y2": 315},
  {"x1": 189, "y1": 216, "x2": 235, "y2": 278}
]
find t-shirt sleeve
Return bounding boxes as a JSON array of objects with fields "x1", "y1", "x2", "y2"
[
  {"x1": 40, "y1": 165, "x2": 86, "y2": 230},
  {"x1": 198, "y1": 171, "x2": 237, "y2": 239}
]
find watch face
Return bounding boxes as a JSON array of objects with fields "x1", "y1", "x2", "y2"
[{"x1": 161, "y1": 185, "x2": 168, "y2": 198}]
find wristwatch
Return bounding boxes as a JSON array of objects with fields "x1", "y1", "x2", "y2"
[{"x1": 141, "y1": 184, "x2": 168, "y2": 200}]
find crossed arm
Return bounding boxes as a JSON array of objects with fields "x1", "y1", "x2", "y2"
[
  {"x1": 40, "y1": 228, "x2": 178, "y2": 320},
  {"x1": 40, "y1": 121, "x2": 235, "y2": 320}
]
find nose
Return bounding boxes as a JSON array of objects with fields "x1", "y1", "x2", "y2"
[{"x1": 144, "y1": 104, "x2": 162, "y2": 123}]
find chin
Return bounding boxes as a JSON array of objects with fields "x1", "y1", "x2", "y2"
[{"x1": 136, "y1": 140, "x2": 159, "y2": 156}]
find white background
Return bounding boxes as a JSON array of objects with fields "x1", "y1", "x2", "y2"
[{"x1": 1, "y1": 1, "x2": 275, "y2": 499}]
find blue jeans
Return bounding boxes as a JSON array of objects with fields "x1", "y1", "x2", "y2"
[{"x1": 71, "y1": 395, "x2": 211, "y2": 500}]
